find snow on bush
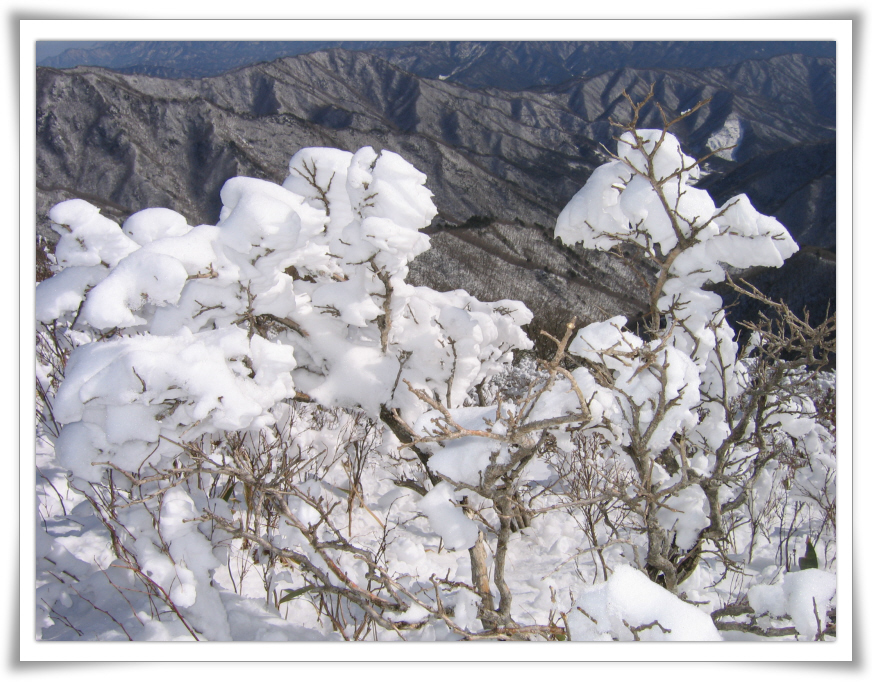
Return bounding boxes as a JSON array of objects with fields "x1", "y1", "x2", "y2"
[
  {"x1": 418, "y1": 482, "x2": 479, "y2": 551},
  {"x1": 568, "y1": 565, "x2": 721, "y2": 641},
  {"x1": 35, "y1": 91, "x2": 836, "y2": 642},
  {"x1": 748, "y1": 569, "x2": 837, "y2": 641}
]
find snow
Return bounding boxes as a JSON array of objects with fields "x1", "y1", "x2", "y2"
[
  {"x1": 555, "y1": 161, "x2": 630, "y2": 250},
  {"x1": 617, "y1": 130, "x2": 697, "y2": 182},
  {"x1": 419, "y1": 406, "x2": 504, "y2": 485},
  {"x1": 122, "y1": 207, "x2": 191, "y2": 245},
  {"x1": 50, "y1": 199, "x2": 139, "y2": 269},
  {"x1": 33, "y1": 134, "x2": 835, "y2": 645},
  {"x1": 79, "y1": 249, "x2": 189, "y2": 329},
  {"x1": 655, "y1": 484, "x2": 710, "y2": 551},
  {"x1": 35, "y1": 265, "x2": 107, "y2": 322},
  {"x1": 748, "y1": 569, "x2": 836, "y2": 640},
  {"x1": 569, "y1": 565, "x2": 722, "y2": 641},
  {"x1": 418, "y1": 482, "x2": 479, "y2": 550},
  {"x1": 706, "y1": 113, "x2": 743, "y2": 161}
]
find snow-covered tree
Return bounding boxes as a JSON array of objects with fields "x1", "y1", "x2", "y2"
[{"x1": 35, "y1": 91, "x2": 835, "y2": 642}]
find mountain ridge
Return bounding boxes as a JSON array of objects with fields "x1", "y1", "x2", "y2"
[
  {"x1": 35, "y1": 43, "x2": 837, "y2": 340},
  {"x1": 39, "y1": 39, "x2": 836, "y2": 87}
]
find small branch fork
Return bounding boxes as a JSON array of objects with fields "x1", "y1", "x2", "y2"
[{"x1": 292, "y1": 158, "x2": 334, "y2": 216}]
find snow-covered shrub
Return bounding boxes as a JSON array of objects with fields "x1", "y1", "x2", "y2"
[
  {"x1": 550, "y1": 90, "x2": 836, "y2": 638},
  {"x1": 35, "y1": 145, "x2": 537, "y2": 641},
  {"x1": 34, "y1": 90, "x2": 835, "y2": 642}
]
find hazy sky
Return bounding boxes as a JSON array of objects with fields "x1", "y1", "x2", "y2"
[{"x1": 36, "y1": 41, "x2": 98, "y2": 63}]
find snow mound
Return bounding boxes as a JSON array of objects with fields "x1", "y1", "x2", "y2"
[
  {"x1": 748, "y1": 569, "x2": 836, "y2": 640},
  {"x1": 568, "y1": 565, "x2": 722, "y2": 641}
]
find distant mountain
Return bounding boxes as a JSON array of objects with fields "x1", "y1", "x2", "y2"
[
  {"x1": 37, "y1": 40, "x2": 411, "y2": 78},
  {"x1": 39, "y1": 39, "x2": 835, "y2": 87},
  {"x1": 35, "y1": 44, "x2": 836, "y2": 340},
  {"x1": 377, "y1": 40, "x2": 836, "y2": 90}
]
